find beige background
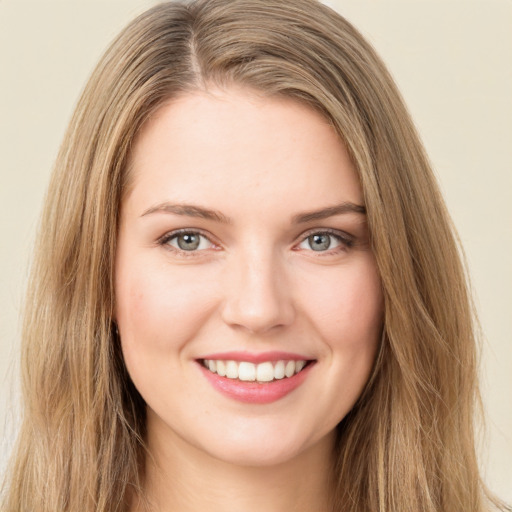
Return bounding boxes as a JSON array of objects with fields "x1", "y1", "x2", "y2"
[{"x1": 1, "y1": 0, "x2": 510, "y2": 501}]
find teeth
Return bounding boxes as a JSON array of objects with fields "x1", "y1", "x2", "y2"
[
  {"x1": 285, "y1": 360, "x2": 295, "y2": 378},
  {"x1": 238, "y1": 362, "x2": 256, "y2": 381},
  {"x1": 216, "y1": 360, "x2": 226, "y2": 377},
  {"x1": 202, "y1": 359, "x2": 309, "y2": 382},
  {"x1": 295, "y1": 360, "x2": 305, "y2": 372},
  {"x1": 274, "y1": 360, "x2": 285, "y2": 379},
  {"x1": 226, "y1": 360, "x2": 238, "y2": 379},
  {"x1": 256, "y1": 361, "x2": 274, "y2": 382}
]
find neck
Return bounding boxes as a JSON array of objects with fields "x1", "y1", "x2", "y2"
[{"x1": 134, "y1": 417, "x2": 336, "y2": 512}]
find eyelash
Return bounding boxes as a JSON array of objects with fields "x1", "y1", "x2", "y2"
[
  {"x1": 157, "y1": 228, "x2": 217, "y2": 257},
  {"x1": 157, "y1": 228, "x2": 354, "y2": 257},
  {"x1": 297, "y1": 228, "x2": 355, "y2": 254}
]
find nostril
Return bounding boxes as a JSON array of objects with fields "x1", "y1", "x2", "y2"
[{"x1": 221, "y1": 294, "x2": 295, "y2": 334}]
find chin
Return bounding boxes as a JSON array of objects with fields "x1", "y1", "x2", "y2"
[
  {"x1": 203, "y1": 441, "x2": 310, "y2": 468},
  {"x1": 188, "y1": 420, "x2": 335, "y2": 469}
]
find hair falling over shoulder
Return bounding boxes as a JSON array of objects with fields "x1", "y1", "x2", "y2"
[{"x1": 2, "y1": 1, "x2": 510, "y2": 511}]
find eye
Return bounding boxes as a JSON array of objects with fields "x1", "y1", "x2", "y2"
[
  {"x1": 297, "y1": 231, "x2": 351, "y2": 252},
  {"x1": 161, "y1": 230, "x2": 214, "y2": 252}
]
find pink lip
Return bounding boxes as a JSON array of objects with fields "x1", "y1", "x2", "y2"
[
  {"x1": 197, "y1": 360, "x2": 315, "y2": 404},
  {"x1": 198, "y1": 351, "x2": 312, "y2": 364}
]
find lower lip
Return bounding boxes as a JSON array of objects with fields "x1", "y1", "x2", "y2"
[{"x1": 198, "y1": 362, "x2": 314, "y2": 404}]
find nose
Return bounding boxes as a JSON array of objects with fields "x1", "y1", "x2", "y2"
[{"x1": 220, "y1": 248, "x2": 295, "y2": 335}]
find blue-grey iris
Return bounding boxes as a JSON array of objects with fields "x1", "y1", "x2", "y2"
[
  {"x1": 308, "y1": 233, "x2": 331, "y2": 251},
  {"x1": 177, "y1": 233, "x2": 201, "y2": 250}
]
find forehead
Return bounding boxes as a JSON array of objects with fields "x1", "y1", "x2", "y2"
[{"x1": 125, "y1": 87, "x2": 363, "y2": 218}]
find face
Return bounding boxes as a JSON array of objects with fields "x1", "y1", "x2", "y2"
[{"x1": 115, "y1": 87, "x2": 383, "y2": 468}]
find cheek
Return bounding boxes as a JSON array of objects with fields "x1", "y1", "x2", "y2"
[
  {"x1": 299, "y1": 257, "x2": 383, "y2": 353},
  {"x1": 114, "y1": 255, "x2": 223, "y2": 408},
  {"x1": 115, "y1": 255, "x2": 220, "y2": 354}
]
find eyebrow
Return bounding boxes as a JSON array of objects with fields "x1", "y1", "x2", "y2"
[
  {"x1": 141, "y1": 202, "x2": 232, "y2": 223},
  {"x1": 140, "y1": 201, "x2": 366, "y2": 224},
  {"x1": 291, "y1": 202, "x2": 366, "y2": 223}
]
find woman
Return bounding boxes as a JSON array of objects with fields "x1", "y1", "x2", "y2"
[{"x1": 2, "y1": 0, "x2": 509, "y2": 511}]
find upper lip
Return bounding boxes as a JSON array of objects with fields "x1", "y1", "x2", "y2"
[{"x1": 197, "y1": 351, "x2": 315, "y2": 364}]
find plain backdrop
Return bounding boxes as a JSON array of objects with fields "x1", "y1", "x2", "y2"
[{"x1": 1, "y1": 0, "x2": 511, "y2": 502}]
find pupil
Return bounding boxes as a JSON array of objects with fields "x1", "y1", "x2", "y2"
[
  {"x1": 310, "y1": 234, "x2": 331, "y2": 251},
  {"x1": 178, "y1": 233, "x2": 200, "y2": 250}
]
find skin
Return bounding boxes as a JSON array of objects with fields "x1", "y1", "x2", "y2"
[{"x1": 115, "y1": 86, "x2": 383, "y2": 512}]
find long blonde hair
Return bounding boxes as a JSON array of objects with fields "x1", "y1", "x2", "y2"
[{"x1": 2, "y1": 1, "x2": 507, "y2": 511}]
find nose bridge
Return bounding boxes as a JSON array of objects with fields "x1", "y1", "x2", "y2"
[{"x1": 221, "y1": 241, "x2": 294, "y2": 334}]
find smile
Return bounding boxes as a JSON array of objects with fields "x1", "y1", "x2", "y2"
[
  {"x1": 201, "y1": 359, "x2": 308, "y2": 383},
  {"x1": 197, "y1": 354, "x2": 316, "y2": 404}
]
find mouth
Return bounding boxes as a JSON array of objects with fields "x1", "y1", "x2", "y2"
[
  {"x1": 200, "y1": 358, "x2": 313, "y2": 383},
  {"x1": 196, "y1": 354, "x2": 316, "y2": 404}
]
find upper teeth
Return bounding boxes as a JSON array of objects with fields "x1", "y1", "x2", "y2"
[{"x1": 203, "y1": 359, "x2": 307, "y2": 382}]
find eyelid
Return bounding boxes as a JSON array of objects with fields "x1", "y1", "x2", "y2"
[
  {"x1": 158, "y1": 228, "x2": 219, "y2": 254},
  {"x1": 157, "y1": 227, "x2": 356, "y2": 257},
  {"x1": 295, "y1": 228, "x2": 355, "y2": 251}
]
